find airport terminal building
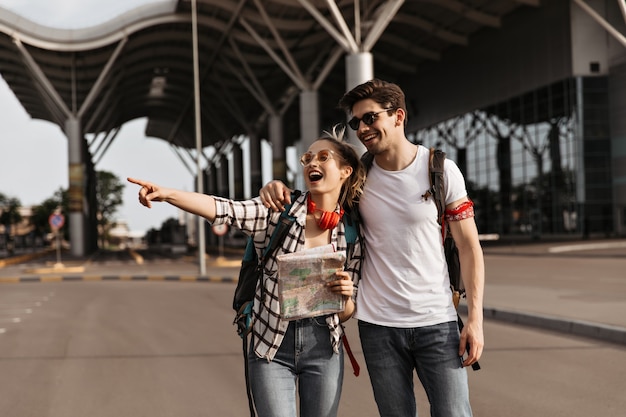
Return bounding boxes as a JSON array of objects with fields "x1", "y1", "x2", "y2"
[
  {"x1": 1, "y1": 0, "x2": 625, "y2": 255},
  {"x1": 402, "y1": 0, "x2": 626, "y2": 239}
]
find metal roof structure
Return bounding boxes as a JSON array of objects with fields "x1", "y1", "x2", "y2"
[{"x1": 0, "y1": 0, "x2": 539, "y2": 157}]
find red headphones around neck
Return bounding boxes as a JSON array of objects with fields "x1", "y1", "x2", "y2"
[{"x1": 307, "y1": 194, "x2": 344, "y2": 230}]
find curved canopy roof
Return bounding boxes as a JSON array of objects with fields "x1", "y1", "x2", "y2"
[{"x1": 0, "y1": 0, "x2": 537, "y2": 152}]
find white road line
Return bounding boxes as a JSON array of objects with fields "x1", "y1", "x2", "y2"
[
  {"x1": 0, "y1": 302, "x2": 39, "y2": 307},
  {"x1": 0, "y1": 318, "x2": 21, "y2": 323},
  {"x1": 0, "y1": 308, "x2": 32, "y2": 313},
  {"x1": 548, "y1": 241, "x2": 626, "y2": 253}
]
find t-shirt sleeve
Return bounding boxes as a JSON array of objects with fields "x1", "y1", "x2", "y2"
[{"x1": 443, "y1": 158, "x2": 468, "y2": 205}]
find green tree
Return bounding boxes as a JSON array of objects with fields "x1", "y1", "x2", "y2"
[
  {"x1": 96, "y1": 170, "x2": 125, "y2": 248},
  {"x1": 0, "y1": 193, "x2": 23, "y2": 255}
]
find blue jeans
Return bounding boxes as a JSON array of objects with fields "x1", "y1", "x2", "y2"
[
  {"x1": 248, "y1": 316, "x2": 344, "y2": 417},
  {"x1": 358, "y1": 320, "x2": 472, "y2": 417}
]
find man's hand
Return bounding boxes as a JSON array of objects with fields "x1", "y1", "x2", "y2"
[
  {"x1": 459, "y1": 319, "x2": 484, "y2": 368},
  {"x1": 259, "y1": 180, "x2": 292, "y2": 212}
]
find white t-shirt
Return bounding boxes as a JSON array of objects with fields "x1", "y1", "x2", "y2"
[{"x1": 355, "y1": 145, "x2": 467, "y2": 328}]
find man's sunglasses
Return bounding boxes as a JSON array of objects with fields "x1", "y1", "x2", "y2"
[{"x1": 348, "y1": 108, "x2": 394, "y2": 130}]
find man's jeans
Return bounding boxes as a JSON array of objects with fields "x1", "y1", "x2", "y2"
[
  {"x1": 248, "y1": 316, "x2": 344, "y2": 417},
  {"x1": 358, "y1": 320, "x2": 472, "y2": 417}
]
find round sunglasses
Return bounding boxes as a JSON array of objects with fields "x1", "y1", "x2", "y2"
[{"x1": 299, "y1": 149, "x2": 341, "y2": 166}]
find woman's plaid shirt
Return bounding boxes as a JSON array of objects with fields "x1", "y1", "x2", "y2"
[{"x1": 212, "y1": 192, "x2": 363, "y2": 361}]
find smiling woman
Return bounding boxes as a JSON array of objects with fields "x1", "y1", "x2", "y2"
[{"x1": 126, "y1": 126, "x2": 366, "y2": 417}]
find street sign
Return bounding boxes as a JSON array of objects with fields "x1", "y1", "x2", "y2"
[
  {"x1": 212, "y1": 223, "x2": 228, "y2": 236},
  {"x1": 49, "y1": 213, "x2": 65, "y2": 230}
]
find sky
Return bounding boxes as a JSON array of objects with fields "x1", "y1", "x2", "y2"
[{"x1": 0, "y1": 0, "x2": 196, "y2": 234}]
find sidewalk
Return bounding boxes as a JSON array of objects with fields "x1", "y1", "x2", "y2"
[
  {"x1": 477, "y1": 238, "x2": 626, "y2": 345},
  {"x1": 2, "y1": 239, "x2": 626, "y2": 346},
  {"x1": 481, "y1": 237, "x2": 626, "y2": 257}
]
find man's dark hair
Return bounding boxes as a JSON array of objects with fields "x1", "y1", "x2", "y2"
[{"x1": 338, "y1": 78, "x2": 407, "y2": 122}]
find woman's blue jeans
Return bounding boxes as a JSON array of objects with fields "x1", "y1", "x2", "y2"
[
  {"x1": 248, "y1": 316, "x2": 344, "y2": 417},
  {"x1": 358, "y1": 320, "x2": 472, "y2": 417}
]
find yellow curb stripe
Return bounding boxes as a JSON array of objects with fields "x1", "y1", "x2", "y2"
[
  {"x1": 81, "y1": 275, "x2": 99, "y2": 281},
  {"x1": 179, "y1": 276, "x2": 198, "y2": 282}
]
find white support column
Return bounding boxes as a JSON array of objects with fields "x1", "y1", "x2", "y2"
[
  {"x1": 249, "y1": 133, "x2": 263, "y2": 196},
  {"x1": 261, "y1": 138, "x2": 273, "y2": 188},
  {"x1": 226, "y1": 147, "x2": 235, "y2": 200},
  {"x1": 299, "y1": 90, "x2": 319, "y2": 150},
  {"x1": 65, "y1": 116, "x2": 85, "y2": 257},
  {"x1": 345, "y1": 52, "x2": 374, "y2": 92},
  {"x1": 240, "y1": 136, "x2": 252, "y2": 199},
  {"x1": 345, "y1": 52, "x2": 374, "y2": 153},
  {"x1": 215, "y1": 155, "x2": 228, "y2": 201},
  {"x1": 296, "y1": 90, "x2": 320, "y2": 190},
  {"x1": 269, "y1": 115, "x2": 287, "y2": 181}
]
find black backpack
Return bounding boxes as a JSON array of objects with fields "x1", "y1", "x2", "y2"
[
  {"x1": 425, "y1": 149, "x2": 464, "y2": 304},
  {"x1": 362, "y1": 148, "x2": 480, "y2": 371}
]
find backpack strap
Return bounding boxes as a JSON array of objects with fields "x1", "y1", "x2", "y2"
[
  {"x1": 428, "y1": 148, "x2": 447, "y2": 238},
  {"x1": 342, "y1": 205, "x2": 359, "y2": 256},
  {"x1": 259, "y1": 191, "x2": 300, "y2": 264},
  {"x1": 340, "y1": 205, "x2": 361, "y2": 282},
  {"x1": 258, "y1": 190, "x2": 302, "y2": 299}
]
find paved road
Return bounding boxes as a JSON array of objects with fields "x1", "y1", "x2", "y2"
[
  {"x1": 0, "y1": 280, "x2": 625, "y2": 417},
  {"x1": 0, "y1": 240, "x2": 625, "y2": 416}
]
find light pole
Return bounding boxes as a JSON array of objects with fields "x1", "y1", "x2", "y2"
[{"x1": 191, "y1": 0, "x2": 206, "y2": 275}]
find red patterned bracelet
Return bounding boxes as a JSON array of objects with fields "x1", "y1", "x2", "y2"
[{"x1": 445, "y1": 200, "x2": 475, "y2": 222}]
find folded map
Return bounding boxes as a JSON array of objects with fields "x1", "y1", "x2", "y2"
[{"x1": 277, "y1": 248, "x2": 346, "y2": 320}]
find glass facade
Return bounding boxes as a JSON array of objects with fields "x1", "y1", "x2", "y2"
[{"x1": 409, "y1": 77, "x2": 613, "y2": 239}]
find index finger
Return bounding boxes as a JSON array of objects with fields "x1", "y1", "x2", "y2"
[{"x1": 127, "y1": 177, "x2": 147, "y2": 186}]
